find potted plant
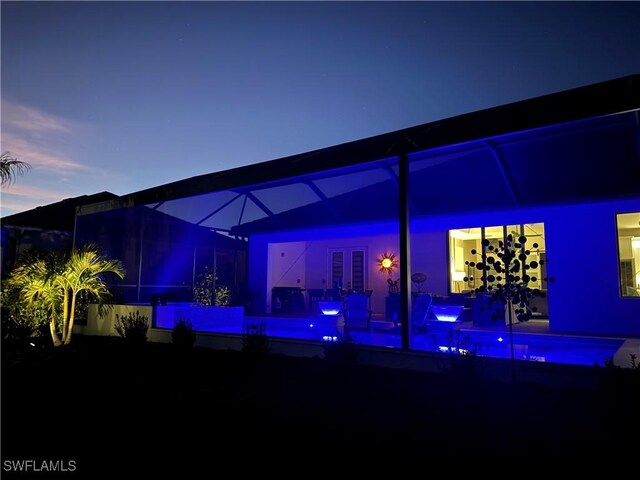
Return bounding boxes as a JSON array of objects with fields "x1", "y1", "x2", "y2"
[
  {"x1": 155, "y1": 267, "x2": 243, "y2": 330},
  {"x1": 192, "y1": 268, "x2": 243, "y2": 327}
]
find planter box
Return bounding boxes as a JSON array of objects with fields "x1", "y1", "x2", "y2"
[
  {"x1": 84, "y1": 304, "x2": 154, "y2": 336},
  {"x1": 154, "y1": 303, "x2": 244, "y2": 331}
]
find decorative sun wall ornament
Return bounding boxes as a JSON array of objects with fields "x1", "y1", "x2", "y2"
[{"x1": 377, "y1": 252, "x2": 398, "y2": 275}]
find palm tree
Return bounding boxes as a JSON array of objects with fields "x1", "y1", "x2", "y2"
[
  {"x1": 6, "y1": 245, "x2": 125, "y2": 346},
  {"x1": 8, "y1": 253, "x2": 67, "y2": 346},
  {"x1": 1, "y1": 151, "x2": 31, "y2": 186},
  {"x1": 60, "y1": 244, "x2": 125, "y2": 345}
]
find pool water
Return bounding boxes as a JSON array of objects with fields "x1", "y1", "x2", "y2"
[
  {"x1": 155, "y1": 311, "x2": 624, "y2": 367},
  {"x1": 413, "y1": 329, "x2": 624, "y2": 366}
]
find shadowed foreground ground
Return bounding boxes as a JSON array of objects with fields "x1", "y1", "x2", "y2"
[{"x1": 2, "y1": 335, "x2": 639, "y2": 476}]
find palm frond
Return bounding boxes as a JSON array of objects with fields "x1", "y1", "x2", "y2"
[{"x1": 1, "y1": 152, "x2": 32, "y2": 186}]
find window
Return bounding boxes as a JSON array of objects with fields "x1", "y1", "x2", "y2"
[
  {"x1": 448, "y1": 227, "x2": 481, "y2": 293},
  {"x1": 331, "y1": 251, "x2": 344, "y2": 289},
  {"x1": 351, "y1": 251, "x2": 365, "y2": 292},
  {"x1": 616, "y1": 212, "x2": 640, "y2": 298},
  {"x1": 448, "y1": 223, "x2": 546, "y2": 294},
  {"x1": 329, "y1": 248, "x2": 366, "y2": 291}
]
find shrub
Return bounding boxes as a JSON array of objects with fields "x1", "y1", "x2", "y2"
[
  {"x1": 172, "y1": 316, "x2": 196, "y2": 350},
  {"x1": 433, "y1": 330, "x2": 482, "y2": 382},
  {"x1": 1, "y1": 314, "x2": 38, "y2": 343},
  {"x1": 1, "y1": 284, "x2": 49, "y2": 343},
  {"x1": 214, "y1": 286, "x2": 231, "y2": 306},
  {"x1": 193, "y1": 267, "x2": 216, "y2": 306},
  {"x1": 194, "y1": 266, "x2": 232, "y2": 306},
  {"x1": 114, "y1": 310, "x2": 149, "y2": 345},
  {"x1": 596, "y1": 354, "x2": 640, "y2": 398},
  {"x1": 241, "y1": 321, "x2": 270, "y2": 357}
]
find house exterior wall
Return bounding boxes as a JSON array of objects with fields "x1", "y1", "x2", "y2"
[
  {"x1": 410, "y1": 230, "x2": 449, "y2": 296},
  {"x1": 269, "y1": 241, "x2": 307, "y2": 292},
  {"x1": 249, "y1": 222, "x2": 399, "y2": 314},
  {"x1": 303, "y1": 233, "x2": 396, "y2": 314},
  {"x1": 411, "y1": 198, "x2": 640, "y2": 336},
  {"x1": 544, "y1": 200, "x2": 640, "y2": 336},
  {"x1": 248, "y1": 238, "x2": 270, "y2": 315},
  {"x1": 249, "y1": 226, "x2": 482, "y2": 315},
  {"x1": 248, "y1": 197, "x2": 640, "y2": 336}
]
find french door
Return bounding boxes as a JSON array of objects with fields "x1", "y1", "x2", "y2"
[{"x1": 329, "y1": 248, "x2": 366, "y2": 292}]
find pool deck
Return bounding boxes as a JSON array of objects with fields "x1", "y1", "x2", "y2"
[
  {"x1": 147, "y1": 323, "x2": 620, "y2": 390},
  {"x1": 213, "y1": 312, "x2": 640, "y2": 367},
  {"x1": 615, "y1": 338, "x2": 640, "y2": 368},
  {"x1": 142, "y1": 306, "x2": 640, "y2": 371}
]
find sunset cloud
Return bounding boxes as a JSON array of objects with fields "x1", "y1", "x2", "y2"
[
  {"x1": 1, "y1": 132, "x2": 87, "y2": 172},
  {"x1": 0, "y1": 184, "x2": 72, "y2": 217},
  {"x1": 1, "y1": 100, "x2": 87, "y2": 173},
  {"x1": 0, "y1": 198, "x2": 55, "y2": 216},
  {"x1": 1, "y1": 183, "x2": 70, "y2": 200},
  {"x1": 2, "y1": 101, "x2": 71, "y2": 133}
]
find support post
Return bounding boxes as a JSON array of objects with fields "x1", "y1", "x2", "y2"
[{"x1": 399, "y1": 152, "x2": 412, "y2": 350}]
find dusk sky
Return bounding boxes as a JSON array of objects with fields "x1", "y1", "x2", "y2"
[{"x1": 1, "y1": 1, "x2": 639, "y2": 217}]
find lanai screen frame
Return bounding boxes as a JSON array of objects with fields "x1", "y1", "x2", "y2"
[{"x1": 74, "y1": 75, "x2": 640, "y2": 349}]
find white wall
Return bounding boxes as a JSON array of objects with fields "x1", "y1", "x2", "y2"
[
  {"x1": 303, "y1": 233, "x2": 398, "y2": 314},
  {"x1": 410, "y1": 231, "x2": 448, "y2": 296},
  {"x1": 250, "y1": 224, "x2": 449, "y2": 315},
  {"x1": 248, "y1": 197, "x2": 640, "y2": 335},
  {"x1": 79, "y1": 304, "x2": 153, "y2": 336},
  {"x1": 249, "y1": 222, "x2": 399, "y2": 315},
  {"x1": 269, "y1": 241, "x2": 306, "y2": 288},
  {"x1": 267, "y1": 241, "x2": 306, "y2": 311}
]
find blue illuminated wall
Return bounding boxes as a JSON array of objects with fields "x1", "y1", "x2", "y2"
[
  {"x1": 247, "y1": 197, "x2": 640, "y2": 336},
  {"x1": 248, "y1": 221, "x2": 400, "y2": 315},
  {"x1": 409, "y1": 198, "x2": 640, "y2": 336},
  {"x1": 542, "y1": 199, "x2": 640, "y2": 336}
]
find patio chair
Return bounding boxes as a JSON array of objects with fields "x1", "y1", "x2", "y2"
[
  {"x1": 307, "y1": 288, "x2": 326, "y2": 312},
  {"x1": 343, "y1": 292, "x2": 372, "y2": 331}
]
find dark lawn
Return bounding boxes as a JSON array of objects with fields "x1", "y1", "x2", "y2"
[{"x1": 2, "y1": 335, "x2": 639, "y2": 476}]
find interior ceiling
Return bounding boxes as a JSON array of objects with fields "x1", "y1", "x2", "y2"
[
  {"x1": 618, "y1": 212, "x2": 640, "y2": 229},
  {"x1": 147, "y1": 110, "x2": 640, "y2": 236}
]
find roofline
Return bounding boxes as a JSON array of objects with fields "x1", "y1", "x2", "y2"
[
  {"x1": 2, "y1": 191, "x2": 118, "y2": 224},
  {"x1": 90, "y1": 74, "x2": 640, "y2": 211}
]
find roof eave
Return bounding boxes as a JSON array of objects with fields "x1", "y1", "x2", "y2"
[{"x1": 88, "y1": 74, "x2": 640, "y2": 210}]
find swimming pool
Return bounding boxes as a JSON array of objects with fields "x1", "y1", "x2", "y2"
[
  {"x1": 413, "y1": 328, "x2": 625, "y2": 366},
  {"x1": 153, "y1": 307, "x2": 624, "y2": 367}
]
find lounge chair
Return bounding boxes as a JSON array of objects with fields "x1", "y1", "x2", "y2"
[{"x1": 343, "y1": 292, "x2": 372, "y2": 331}]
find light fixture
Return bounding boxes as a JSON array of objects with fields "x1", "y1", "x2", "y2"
[
  {"x1": 318, "y1": 301, "x2": 342, "y2": 316},
  {"x1": 377, "y1": 252, "x2": 398, "y2": 275},
  {"x1": 431, "y1": 305, "x2": 464, "y2": 322}
]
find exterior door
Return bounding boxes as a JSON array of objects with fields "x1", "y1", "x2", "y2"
[{"x1": 329, "y1": 248, "x2": 366, "y2": 292}]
